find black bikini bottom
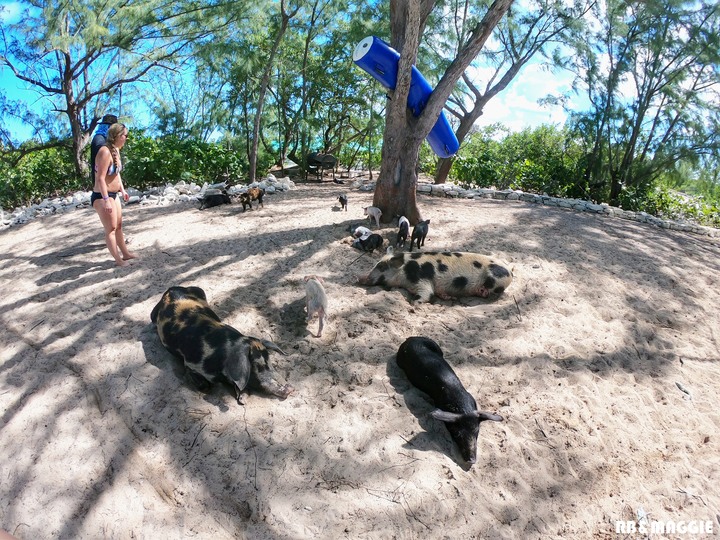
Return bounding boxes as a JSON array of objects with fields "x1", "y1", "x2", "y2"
[{"x1": 91, "y1": 191, "x2": 117, "y2": 205}]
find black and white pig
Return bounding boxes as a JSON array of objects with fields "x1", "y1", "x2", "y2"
[
  {"x1": 358, "y1": 251, "x2": 513, "y2": 302},
  {"x1": 199, "y1": 191, "x2": 232, "y2": 210},
  {"x1": 396, "y1": 216, "x2": 410, "y2": 248},
  {"x1": 353, "y1": 233, "x2": 384, "y2": 253},
  {"x1": 150, "y1": 286, "x2": 293, "y2": 403},
  {"x1": 338, "y1": 194, "x2": 348, "y2": 211},
  {"x1": 410, "y1": 219, "x2": 430, "y2": 251},
  {"x1": 396, "y1": 336, "x2": 503, "y2": 465},
  {"x1": 352, "y1": 225, "x2": 372, "y2": 239}
]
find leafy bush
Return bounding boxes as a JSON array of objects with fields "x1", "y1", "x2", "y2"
[
  {"x1": 0, "y1": 146, "x2": 77, "y2": 209},
  {"x1": 619, "y1": 184, "x2": 720, "y2": 228},
  {"x1": 122, "y1": 132, "x2": 249, "y2": 191},
  {"x1": 1, "y1": 132, "x2": 256, "y2": 209},
  {"x1": 451, "y1": 124, "x2": 585, "y2": 197}
]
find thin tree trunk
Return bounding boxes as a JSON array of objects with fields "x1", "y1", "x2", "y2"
[
  {"x1": 248, "y1": 1, "x2": 296, "y2": 183},
  {"x1": 434, "y1": 157, "x2": 454, "y2": 185}
]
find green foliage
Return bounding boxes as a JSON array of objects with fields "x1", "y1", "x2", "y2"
[
  {"x1": 451, "y1": 132, "x2": 504, "y2": 188},
  {"x1": 0, "y1": 147, "x2": 78, "y2": 209},
  {"x1": 451, "y1": 124, "x2": 585, "y2": 197},
  {"x1": 418, "y1": 140, "x2": 439, "y2": 176},
  {"x1": 657, "y1": 159, "x2": 720, "y2": 204},
  {"x1": 122, "y1": 131, "x2": 249, "y2": 191},
  {"x1": 449, "y1": 123, "x2": 719, "y2": 228},
  {"x1": 502, "y1": 126, "x2": 586, "y2": 198},
  {"x1": 0, "y1": 131, "x2": 254, "y2": 209},
  {"x1": 564, "y1": 0, "x2": 720, "y2": 204},
  {"x1": 618, "y1": 184, "x2": 720, "y2": 228}
]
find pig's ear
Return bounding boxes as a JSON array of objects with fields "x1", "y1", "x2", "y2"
[
  {"x1": 261, "y1": 339, "x2": 287, "y2": 356},
  {"x1": 226, "y1": 342, "x2": 252, "y2": 391},
  {"x1": 430, "y1": 409, "x2": 464, "y2": 423},
  {"x1": 475, "y1": 410, "x2": 503, "y2": 422}
]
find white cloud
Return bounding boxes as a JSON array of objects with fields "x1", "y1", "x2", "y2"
[
  {"x1": 464, "y1": 60, "x2": 579, "y2": 132},
  {"x1": 0, "y1": 2, "x2": 22, "y2": 23}
]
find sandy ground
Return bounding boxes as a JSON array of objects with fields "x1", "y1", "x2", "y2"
[{"x1": 1, "y1": 180, "x2": 719, "y2": 539}]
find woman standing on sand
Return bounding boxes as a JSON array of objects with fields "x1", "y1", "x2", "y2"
[{"x1": 91, "y1": 123, "x2": 137, "y2": 267}]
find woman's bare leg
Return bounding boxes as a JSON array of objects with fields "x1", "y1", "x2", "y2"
[
  {"x1": 94, "y1": 200, "x2": 128, "y2": 266},
  {"x1": 113, "y1": 198, "x2": 137, "y2": 260}
]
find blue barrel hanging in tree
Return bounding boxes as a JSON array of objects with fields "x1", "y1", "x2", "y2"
[{"x1": 352, "y1": 36, "x2": 460, "y2": 159}]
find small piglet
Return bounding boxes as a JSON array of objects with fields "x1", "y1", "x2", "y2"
[
  {"x1": 338, "y1": 194, "x2": 348, "y2": 211},
  {"x1": 396, "y1": 216, "x2": 410, "y2": 248},
  {"x1": 410, "y1": 219, "x2": 430, "y2": 251},
  {"x1": 240, "y1": 187, "x2": 264, "y2": 211},
  {"x1": 355, "y1": 233, "x2": 384, "y2": 253},
  {"x1": 304, "y1": 276, "x2": 327, "y2": 338},
  {"x1": 396, "y1": 336, "x2": 502, "y2": 465},
  {"x1": 364, "y1": 206, "x2": 382, "y2": 228}
]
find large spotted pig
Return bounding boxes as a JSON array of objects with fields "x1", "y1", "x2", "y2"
[
  {"x1": 150, "y1": 286, "x2": 293, "y2": 403},
  {"x1": 396, "y1": 336, "x2": 503, "y2": 465},
  {"x1": 358, "y1": 251, "x2": 513, "y2": 302}
]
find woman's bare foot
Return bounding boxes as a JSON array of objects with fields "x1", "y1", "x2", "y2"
[
  {"x1": 122, "y1": 252, "x2": 138, "y2": 261},
  {"x1": 115, "y1": 259, "x2": 130, "y2": 267}
]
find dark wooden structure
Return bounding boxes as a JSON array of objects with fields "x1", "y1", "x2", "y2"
[{"x1": 305, "y1": 152, "x2": 337, "y2": 181}]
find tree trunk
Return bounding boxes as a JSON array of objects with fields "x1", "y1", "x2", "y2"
[
  {"x1": 373, "y1": 119, "x2": 425, "y2": 224},
  {"x1": 248, "y1": 2, "x2": 295, "y2": 184},
  {"x1": 609, "y1": 173, "x2": 622, "y2": 206},
  {"x1": 434, "y1": 156, "x2": 454, "y2": 184},
  {"x1": 372, "y1": 0, "x2": 513, "y2": 220}
]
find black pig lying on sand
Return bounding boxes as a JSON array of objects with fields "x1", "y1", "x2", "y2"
[
  {"x1": 151, "y1": 286, "x2": 293, "y2": 403},
  {"x1": 199, "y1": 192, "x2": 231, "y2": 210},
  {"x1": 359, "y1": 251, "x2": 513, "y2": 303},
  {"x1": 396, "y1": 336, "x2": 503, "y2": 465},
  {"x1": 353, "y1": 233, "x2": 384, "y2": 253}
]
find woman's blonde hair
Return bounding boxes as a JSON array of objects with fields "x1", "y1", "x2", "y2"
[
  {"x1": 106, "y1": 123, "x2": 127, "y2": 146},
  {"x1": 105, "y1": 123, "x2": 127, "y2": 171}
]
